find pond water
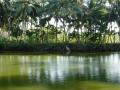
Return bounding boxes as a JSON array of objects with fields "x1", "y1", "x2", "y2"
[{"x1": 0, "y1": 53, "x2": 120, "y2": 90}]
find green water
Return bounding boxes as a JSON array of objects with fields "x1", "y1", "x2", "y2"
[{"x1": 0, "y1": 53, "x2": 120, "y2": 90}]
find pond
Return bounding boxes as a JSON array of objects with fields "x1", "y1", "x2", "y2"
[{"x1": 0, "y1": 53, "x2": 120, "y2": 90}]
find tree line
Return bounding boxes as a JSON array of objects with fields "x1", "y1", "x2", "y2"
[{"x1": 0, "y1": 0, "x2": 120, "y2": 44}]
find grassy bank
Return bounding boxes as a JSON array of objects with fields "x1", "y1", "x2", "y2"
[{"x1": 0, "y1": 43, "x2": 120, "y2": 53}]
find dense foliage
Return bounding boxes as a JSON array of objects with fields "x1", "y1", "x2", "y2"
[{"x1": 0, "y1": 0, "x2": 120, "y2": 44}]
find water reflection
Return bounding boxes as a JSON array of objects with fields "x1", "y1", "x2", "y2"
[{"x1": 0, "y1": 53, "x2": 120, "y2": 84}]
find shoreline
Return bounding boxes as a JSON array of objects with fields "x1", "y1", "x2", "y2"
[{"x1": 0, "y1": 43, "x2": 120, "y2": 53}]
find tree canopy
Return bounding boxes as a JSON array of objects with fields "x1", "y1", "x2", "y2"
[{"x1": 0, "y1": 0, "x2": 120, "y2": 44}]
